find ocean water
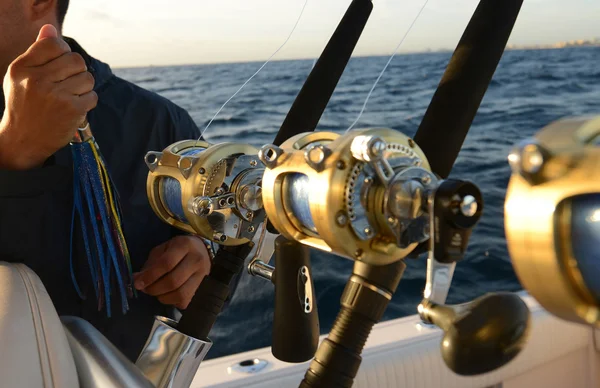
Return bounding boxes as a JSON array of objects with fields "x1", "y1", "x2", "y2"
[{"x1": 115, "y1": 46, "x2": 600, "y2": 358}]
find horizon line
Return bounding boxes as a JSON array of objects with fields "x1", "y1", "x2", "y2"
[{"x1": 111, "y1": 43, "x2": 600, "y2": 70}]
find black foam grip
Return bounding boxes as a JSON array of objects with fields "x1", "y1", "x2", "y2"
[
  {"x1": 413, "y1": 0, "x2": 523, "y2": 178},
  {"x1": 272, "y1": 236, "x2": 320, "y2": 363},
  {"x1": 177, "y1": 243, "x2": 254, "y2": 339},
  {"x1": 273, "y1": 0, "x2": 373, "y2": 146},
  {"x1": 300, "y1": 308, "x2": 375, "y2": 388},
  {"x1": 299, "y1": 261, "x2": 405, "y2": 388}
]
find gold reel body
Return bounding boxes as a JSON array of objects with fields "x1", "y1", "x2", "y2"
[
  {"x1": 260, "y1": 128, "x2": 434, "y2": 266},
  {"x1": 146, "y1": 140, "x2": 265, "y2": 246},
  {"x1": 505, "y1": 115, "x2": 600, "y2": 326}
]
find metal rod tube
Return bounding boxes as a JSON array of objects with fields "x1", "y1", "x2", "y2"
[
  {"x1": 61, "y1": 316, "x2": 154, "y2": 388},
  {"x1": 136, "y1": 316, "x2": 212, "y2": 388}
]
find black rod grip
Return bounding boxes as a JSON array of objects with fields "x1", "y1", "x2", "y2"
[
  {"x1": 300, "y1": 261, "x2": 406, "y2": 388},
  {"x1": 273, "y1": 0, "x2": 373, "y2": 146},
  {"x1": 413, "y1": 0, "x2": 523, "y2": 178},
  {"x1": 176, "y1": 243, "x2": 254, "y2": 339},
  {"x1": 272, "y1": 236, "x2": 319, "y2": 363}
]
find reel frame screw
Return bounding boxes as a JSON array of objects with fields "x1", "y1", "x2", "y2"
[{"x1": 336, "y1": 212, "x2": 348, "y2": 226}]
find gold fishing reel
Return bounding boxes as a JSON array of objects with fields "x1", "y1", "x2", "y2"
[
  {"x1": 505, "y1": 115, "x2": 600, "y2": 327},
  {"x1": 259, "y1": 128, "x2": 437, "y2": 265},
  {"x1": 145, "y1": 140, "x2": 266, "y2": 246}
]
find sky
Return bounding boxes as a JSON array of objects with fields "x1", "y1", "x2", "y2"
[{"x1": 62, "y1": 0, "x2": 600, "y2": 68}]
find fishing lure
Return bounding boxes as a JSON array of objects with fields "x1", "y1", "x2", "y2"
[{"x1": 70, "y1": 119, "x2": 135, "y2": 317}]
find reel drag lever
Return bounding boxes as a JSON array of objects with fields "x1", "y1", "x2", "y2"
[{"x1": 418, "y1": 180, "x2": 531, "y2": 376}]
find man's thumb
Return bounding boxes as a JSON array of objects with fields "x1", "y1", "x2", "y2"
[{"x1": 36, "y1": 24, "x2": 58, "y2": 41}]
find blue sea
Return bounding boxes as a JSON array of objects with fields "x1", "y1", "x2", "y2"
[{"x1": 115, "y1": 46, "x2": 600, "y2": 359}]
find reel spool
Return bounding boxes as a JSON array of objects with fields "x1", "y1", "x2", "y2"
[
  {"x1": 260, "y1": 128, "x2": 438, "y2": 265},
  {"x1": 145, "y1": 140, "x2": 266, "y2": 246}
]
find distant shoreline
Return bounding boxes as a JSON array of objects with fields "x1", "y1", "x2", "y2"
[
  {"x1": 113, "y1": 43, "x2": 599, "y2": 71},
  {"x1": 506, "y1": 38, "x2": 600, "y2": 51}
]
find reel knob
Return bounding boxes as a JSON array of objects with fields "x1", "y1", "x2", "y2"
[{"x1": 419, "y1": 292, "x2": 530, "y2": 376}]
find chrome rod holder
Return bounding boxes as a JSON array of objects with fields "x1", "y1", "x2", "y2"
[{"x1": 136, "y1": 316, "x2": 212, "y2": 388}]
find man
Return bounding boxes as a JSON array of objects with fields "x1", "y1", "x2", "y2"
[{"x1": 0, "y1": 0, "x2": 214, "y2": 361}]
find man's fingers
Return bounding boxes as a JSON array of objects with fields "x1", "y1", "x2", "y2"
[
  {"x1": 56, "y1": 71, "x2": 94, "y2": 95},
  {"x1": 143, "y1": 241, "x2": 170, "y2": 271},
  {"x1": 143, "y1": 253, "x2": 210, "y2": 296},
  {"x1": 73, "y1": 90, "x2": 98, "y2": 115},
  {"x1": 44, "y1": 52, "x2": 87, "y2": 82},
  {"x1": 19, "y1": 36, "x2": 71, "y2": 67},
  {"x1": 37, "y1": 24, "x2": 58, "y2": 41},
  {"x1": 157, "y1": 272, "x2": 205, "y2": 310},
  {"x1": 134, "y1": 242, "x2": 190, "y2": 290}
]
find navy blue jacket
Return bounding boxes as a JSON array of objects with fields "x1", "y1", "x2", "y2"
[{"x1": 0, "y1": 38, "x2": 201, "y2": 361}]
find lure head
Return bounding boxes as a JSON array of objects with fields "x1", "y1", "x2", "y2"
[
  {"x1": 71, "y1": 118, "x2": 94, "y2": 144},
  {"x1": 145, "y1": 140, "x2": 266, "y2": 246}
]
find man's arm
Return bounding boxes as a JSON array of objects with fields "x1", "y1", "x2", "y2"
[
  {"x1": 0, "y1": 24, "x2": 95, "y2": 196},
  {"x1": 0, "y1": 25, "x2": 96, "y2": 264}
]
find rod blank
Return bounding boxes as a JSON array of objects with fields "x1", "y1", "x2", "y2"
[
  {"x1": 414, "y1": 0, "x2": 524, "y2": 178},
  {"x1": 273, "y1": 0, "x2": 373, "y2": 146}
]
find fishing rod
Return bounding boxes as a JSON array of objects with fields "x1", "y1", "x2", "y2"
[
  {"x1": 264, "y1": 0, "x2": 529, "y2": 384},
  {"x1": 59, "y1": 0, "x2": 529, "y2": 387}
]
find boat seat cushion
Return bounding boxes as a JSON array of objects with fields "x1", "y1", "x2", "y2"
[{"x1": 0, "y1": 262, "x2": 79, "y2": 388}]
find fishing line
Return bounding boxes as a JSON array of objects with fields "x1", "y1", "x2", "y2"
[
  {"x1": 346, "y1": 0, "x2": 430, "y2": 133},
  {"x1": 198, "y1": 0, "x2": 309, "y2": 141}
]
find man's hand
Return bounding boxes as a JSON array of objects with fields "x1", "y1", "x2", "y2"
[
  {"x1": 133, "y1": 236, "x2": 212, "y2": 310},
  {"x1": 0, "y1": 24, "x2": 97, "y2": 170}
]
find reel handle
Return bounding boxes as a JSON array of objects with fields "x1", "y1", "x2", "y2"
[
  {"x1": 272, "y1": 236, "x2": 320, "y2": 363},
  {"x1": 423, "y1": 179, "x2": 483, "y2": 307},
  {"x1": 420, "y1": 292, "x2": 530, "y2": 376}
]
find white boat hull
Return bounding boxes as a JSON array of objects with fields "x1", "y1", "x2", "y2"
[{"x1": 194, "y1": 292, "x2": 600, "y2": 388}]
